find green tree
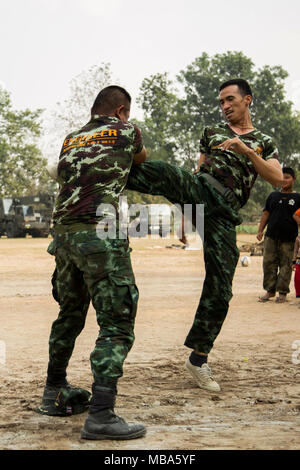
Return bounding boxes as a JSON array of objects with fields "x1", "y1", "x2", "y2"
[
  {"x1": 294, "y1": 170, "x2": 300, "y2": 192},
  {"x1": 44, "y1": 64, "x2": 165, "y2": 205},
  {"x1": 175, "y1": 51, "x2": 255, "y2": 169},
  {"x1": 43, "y1": 63, "x2": 115, "y2": 163},
  {"x1": 0, "y1": 86, "x2": 47, "y2": 197},
  {"x1": 136, "y1": 73, "x2": 178, "y2": 164},
  {"x1": 176, "y1": 51, "x2": 300, "y2": 170},
  {"x1": 138, "y1": 51, "x2": 300, "y2": 170},
  {"x1": 251, "y1": 66, "x2": 300, "y2": 166},
  {"x1": 137, "y1": 51, "x2": 300, "y2": 219},
  {"x1": 53, "y1": 63, "x2": 113, "y2": 135}
]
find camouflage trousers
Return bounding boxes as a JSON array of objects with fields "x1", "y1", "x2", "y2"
[
  {"x1": 263, "y1": 236, "x2": 295, "y2": 295},
  {"x1": 47, "y1": 231, "x2": 138, "y2": 388},
  {"x1": 127, "y1": 161, "x2": 242, "y2": 354}
]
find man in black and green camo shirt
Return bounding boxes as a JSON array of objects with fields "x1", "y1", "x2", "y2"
[
  {"x1": 126, "y1": 79, "x2": 283, "y2": 392},
  {"x1": 39, "y1": 86, "x2": 147, "y2": 441}
]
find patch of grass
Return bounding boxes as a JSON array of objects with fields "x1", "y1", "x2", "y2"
[{"x1": 236, "y1": 225, "x2": 258, "y2": 234}]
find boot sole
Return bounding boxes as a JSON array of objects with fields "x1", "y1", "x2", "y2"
[{"x1": 81, "y1": 428, "x2": 146, "y2": 440}]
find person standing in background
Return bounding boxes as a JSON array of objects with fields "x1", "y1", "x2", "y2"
[
  {"x1": 292, "y1": 208, "x2": 300, "y2": 306},
  {"x1": 258, "y1": 168, "x2": 300, "y2": 303}
]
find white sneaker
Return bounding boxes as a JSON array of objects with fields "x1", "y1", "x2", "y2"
[{"x1": 184, "y1": 358, "x2": 221, "y2": 392}]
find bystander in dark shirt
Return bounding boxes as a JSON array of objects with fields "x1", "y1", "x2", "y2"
[{"x1": 265, "y1": 191, "x2": 300, "y2": 242}]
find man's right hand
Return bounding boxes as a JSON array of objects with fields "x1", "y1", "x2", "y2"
[
  {"x1": 257, "y1": 231, "x2": 264, "y2": 241},
  {"x1": 133, "y1": 146, "x2": 147, "y2": 165}
]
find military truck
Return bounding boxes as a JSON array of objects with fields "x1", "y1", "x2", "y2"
[
  {"x1": 126, "y1": 203, "x2": 175, "y2": 238},
  {"x1": 0, "y1": 194, "x2": 54, "y2": 238}
]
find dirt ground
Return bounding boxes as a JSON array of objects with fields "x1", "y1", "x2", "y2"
[{"x1": 0, "y1": 234, "x2": 299, "y2": 451}]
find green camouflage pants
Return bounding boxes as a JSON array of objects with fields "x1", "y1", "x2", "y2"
[
  {"x1": 263, "y1": 236, "x2": 295, "y2": 295},
  {"x1": 47, "y1": 231, "x2": 138, "y2": 388},
  {"x1": 127, "y1": 161, "x2": 241, "y2": 354}
]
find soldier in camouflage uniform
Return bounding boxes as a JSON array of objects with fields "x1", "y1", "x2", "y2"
[
  {"x1": 126, "y1": 79, "x2": 283, "y2": 392},
  {"x1": 39, "y1": 86, "x2": 147, "y2": 440}
]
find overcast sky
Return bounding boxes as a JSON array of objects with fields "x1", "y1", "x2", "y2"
[{"x1": 1, "y1": 0, "x2": 300, "y2": 123}]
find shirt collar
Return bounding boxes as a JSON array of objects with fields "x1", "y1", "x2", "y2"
[{"x1": 91, "y1": 114, "x2": 120, "y2": 122}]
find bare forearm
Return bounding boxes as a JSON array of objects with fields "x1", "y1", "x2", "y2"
[
  {"x1": 258, "y1": 211, "x2": 269, "y2": 233},
  {"x1": 217, "y1": 137, "x2": 283, "y2": 187},
  {"x1": 133, "y1": 146, "x2": 147, "y2": 165},
  {"x1": 245, "y1": 150, "x2": 282, "y2": 186},
  {"x1": 257, "y1": 211, "x2": 269, "y2": 240}
]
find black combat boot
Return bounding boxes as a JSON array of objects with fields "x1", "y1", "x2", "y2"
[
  {"x1": 81, "y1": 384, "x2": 146, "y2": 440},
  {"x1": 41, "y1": 362, "x2": 69, "y2": 406},
  {"x1": 36, "y1": 363, "x2": 90, "y2": 416}
]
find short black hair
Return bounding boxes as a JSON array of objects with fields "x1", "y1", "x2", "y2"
[
  {"x1": 91, "y1": 85, "x2": 131, "y2": 114},
  {"x1": 219, "y1": 79, "x2": 253, "y2": 97},
  {"x1": 282, "y1": 167, "x2": 295, "y2": 178}
]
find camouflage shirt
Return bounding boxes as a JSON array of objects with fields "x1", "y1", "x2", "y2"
[
  {"x1": 52, "y1": 115, "x2": 143, "y2": 227},
  {"x1": 197, "y1": 124, "x2": 279, "y2": 207}
]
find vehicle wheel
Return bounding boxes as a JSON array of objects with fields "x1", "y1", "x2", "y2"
[
  {"x1": 16, "y1": 232, "x2": 26, "y2": 238},
  {"x1": 31, "y1": 231, "x2": 49, "y2": 238},
  {"x1": 31, "y1": 231, "x2": 40, "y2": 238},
  {"x1": 6, "y1": 222, "x2": 16, "y2": 238}
]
